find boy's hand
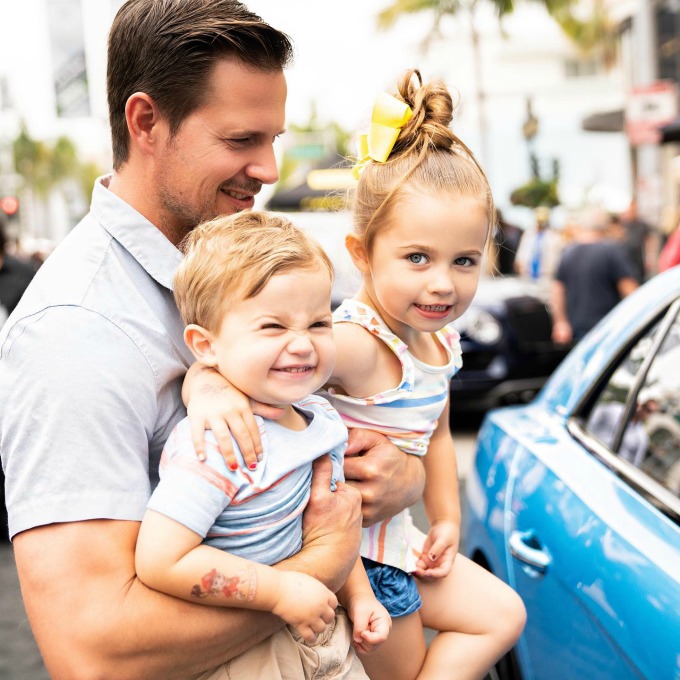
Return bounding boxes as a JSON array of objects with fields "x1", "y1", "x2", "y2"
[
  {"x1": 272, "y1": 572, "x2": 338, "y2": 644},
  {"x1": 343, "y1": 428, "x2": 425, "y2": 527},
  {"x1": 184, "y1": 365, "x2": 283, "y2": 470},
  {"x1": 413, "y1": 520, "x2": 458, "y2": 580},
  {"x1": 346, "y1": 593, "x2": 391, "y2": 654}
]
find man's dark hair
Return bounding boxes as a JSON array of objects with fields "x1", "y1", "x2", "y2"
[{"x1": 107, "y1": 0, "x2": 293, "y2": 170}]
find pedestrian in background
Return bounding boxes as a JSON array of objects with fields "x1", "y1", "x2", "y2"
[
  {"x1": 551, "y1": 207, "x2": 639, "y2": 344},
  {"x1": 0, "y1": 218, "x2": 35, "y2": 327},
  {"x1": 620, "y1": 199, "x2": 659, "y2": 283},
  {"x1": 493, "y1": 208, "x2": 523, "y2": 276},
  {"x1": 514, "y1": 205, "x2": 563, "y2": 290}
]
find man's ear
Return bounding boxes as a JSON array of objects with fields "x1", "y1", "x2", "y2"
[
  {"x1": 345, "y1": 233, "x2": 370, "y2": 273},
  {"x1": 184, "y1": 324, "x2": 218, "y2": 366},
  {"x1": 125, "y1": 92, "x2": 163, "y2": 155}
]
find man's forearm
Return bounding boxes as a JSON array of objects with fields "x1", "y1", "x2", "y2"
[{"x1": 14, "y1": 522, "x2": 283, "y2": 680}]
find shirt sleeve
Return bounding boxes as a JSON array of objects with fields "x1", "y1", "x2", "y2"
[{"x1": 0, "y1": 306, "x2": 159, "y2": 536}]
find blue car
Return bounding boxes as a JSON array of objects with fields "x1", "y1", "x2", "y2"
[{"x1": 462, "y1": 266, "x2": 680, "y2": 680}]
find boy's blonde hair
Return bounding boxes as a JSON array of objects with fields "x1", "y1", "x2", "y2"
[
  {"x1": 353, "y1": 69, "x2": 495, "y2": 256},
  {"x1": 174, "y1": 211, "x2": 334, "y2": 331}
]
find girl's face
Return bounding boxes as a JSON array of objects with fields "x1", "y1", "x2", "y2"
[{"x1": 351, "y1": 192, "x2": 488, "y2": 340}]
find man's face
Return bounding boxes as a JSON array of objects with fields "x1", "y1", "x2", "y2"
[{"x1": 154, "y1": 59, "x2": 287, "y2": 239}]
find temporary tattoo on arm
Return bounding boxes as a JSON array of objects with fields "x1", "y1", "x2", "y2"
[{"x1": 191, "y1": 565, "x2": 258, "y2": 602}]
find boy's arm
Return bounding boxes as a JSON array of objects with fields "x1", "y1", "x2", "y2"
[
  {"x1": 416, "y1": 398, "x2": 461, "y2": 578},
  {"x1": 136, "y1": 510, "x2": 338, "y2": 643}
]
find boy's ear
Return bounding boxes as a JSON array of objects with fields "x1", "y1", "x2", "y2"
[
  {"x1": 184, "y1": 324, "x2": 218, "y2": 366},
  {"x1": 345, "y1": 233, "x2": 370, "y2": 273}
]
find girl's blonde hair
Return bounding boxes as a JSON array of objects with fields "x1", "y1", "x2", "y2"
[
  {"x1": 353, "y1": 69, "x2": 495, "y2": 254},
  {"x1": 174, "y1": 211, "x2": 334, "y2": 331}
]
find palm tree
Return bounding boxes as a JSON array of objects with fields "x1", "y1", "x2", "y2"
[{"x1": 376, "y1": 0, "x2": 599, "y2": 167}]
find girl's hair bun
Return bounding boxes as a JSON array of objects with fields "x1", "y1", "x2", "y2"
[{"x1": 394, "y1": 69, "x2": 457, "y2": 154}]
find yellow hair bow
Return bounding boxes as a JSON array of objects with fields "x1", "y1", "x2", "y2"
[{"x1": 353, "y1": 92, "x2": 413, "y2": 178}]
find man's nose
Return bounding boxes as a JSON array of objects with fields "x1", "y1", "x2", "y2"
[{"x1": 245, "y1": 143, "x2": 279, "y2": 185}]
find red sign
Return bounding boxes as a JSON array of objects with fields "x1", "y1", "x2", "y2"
[
  {"x1": 625, "y1": 81, "x2": 679, "y2": 146},
  {"x1": 0, "y1": 196, "x2": 19, "y2": 216}
]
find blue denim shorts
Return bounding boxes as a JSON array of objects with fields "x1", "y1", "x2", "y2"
[{"x1": 362, "y1": 557, "x2": 422, "y2": 618}]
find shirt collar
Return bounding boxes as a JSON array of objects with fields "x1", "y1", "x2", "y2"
[{"x1": 89, "y1": 175, "x2": 183, "y2": 291}]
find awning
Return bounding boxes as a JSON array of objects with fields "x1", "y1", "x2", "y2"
[
  {"x1": 659, "y1": 117, "x2": 680, "y2": 143},
  {"x1": 581, "y1": 109, "x2": 624, "y2": 133}
]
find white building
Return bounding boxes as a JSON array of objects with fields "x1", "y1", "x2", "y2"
[{"x1": 0, "y1": 0, "x2": 634, "y2": 240}]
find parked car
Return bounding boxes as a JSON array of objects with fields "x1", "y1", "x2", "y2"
[{"x1": 462, "y1": 266, "x2": 680, "y2": 680}]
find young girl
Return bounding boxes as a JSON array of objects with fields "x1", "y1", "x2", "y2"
[{"x1": 321, "y1": 69, "x2": 526, "y2": 680}]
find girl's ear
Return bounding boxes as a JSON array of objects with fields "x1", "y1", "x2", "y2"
[
  {"x1": 345, "y1": 233, "x2": 370, "y2": 273},
  {"x1": 184, "y1": 324, "x2": 218, "y2": 366}
]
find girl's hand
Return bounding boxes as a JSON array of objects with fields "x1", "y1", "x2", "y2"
[
  {"x1": 346, "y1": 593, "x2": 391, "y2": 654},
  {"x1": 414, "y1": 519, "x2": 458, "y2": 580},
  {"x1": 184, "y1": 364, "x2": 283, "y2": 470},
  {"x1": 272, "y1": 572, "x2": 338, "y2": 644}
]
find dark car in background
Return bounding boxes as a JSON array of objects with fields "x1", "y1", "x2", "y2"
[
  {"x1": 450, "y1": 276, "x2": 570, "y2": 414},
  {"x1": 462, "y1": 267, "x2": 680, "y2": 680}
]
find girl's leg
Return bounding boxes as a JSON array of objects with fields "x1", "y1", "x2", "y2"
[
  {"x1": 357, "y1": 611, "x2": 427, "y2": 680},
  {"x1": 416, "y1": 554, "x2": 526, "y2": 680}
]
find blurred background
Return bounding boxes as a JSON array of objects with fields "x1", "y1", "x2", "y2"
[{"x1": 1, "y1": 0, "x2": 680, "y2": 258}]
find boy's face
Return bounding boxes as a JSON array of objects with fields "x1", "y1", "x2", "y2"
[{"x1": 207, "y1": 266, "x2": 335, "y2": 408}]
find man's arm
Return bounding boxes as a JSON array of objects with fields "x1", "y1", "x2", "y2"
[
  {"x1": 15, "y1": 462, "x2": 362, "y2": 680},
  {"x1": 617, "y1": 276, "x2": 639, "y2": 299},
  {"x1": 343, "y1": 427, "x2": 425, "y2": 527},
  {"x1": 14, "y1": 520, "x2": 282, "y2": 680},
  {"x1": 550, "y1": 279, "x2": 572, "y2": 345}
]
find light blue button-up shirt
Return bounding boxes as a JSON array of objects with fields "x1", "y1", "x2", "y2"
[{"x1": 0, "y1": 178, "x2": 194, "y2": 539}]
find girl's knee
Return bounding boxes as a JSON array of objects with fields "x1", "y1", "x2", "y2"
[{"x1": 493, "y1": 586, "x2": 527, "y2": 647}]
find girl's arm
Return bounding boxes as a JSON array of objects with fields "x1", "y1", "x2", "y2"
[
  {"x1": 415, "y1": 396, "x2": 461, "y2": 579},
  {"x1": 183, "y1": 362, "x2": 284, "y2": 469},
  {"x1": 337, "y1": 558, "x2": 391, "y2": 653},
  {"x1": 135, "y1": 509, "x2": 338, "y2": 644}
]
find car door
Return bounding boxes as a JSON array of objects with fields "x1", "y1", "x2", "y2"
[{"x1": 504, "y1": 303, "x2": 680, "y2": 680}]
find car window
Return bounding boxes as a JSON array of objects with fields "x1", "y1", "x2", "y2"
[{"x1": 584, "y1": 304, "x2": 680, "y2": 497}]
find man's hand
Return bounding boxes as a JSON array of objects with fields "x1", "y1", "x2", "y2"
[
  {"x1": 183, "y1": 363, "x2": 283, "y2": 470},
  {"x1": 343, "y1": 429, "x2": 425, "y2": 527},
  {"x1": 293, "y1": 455, "x2": 362, "y2": 592}
]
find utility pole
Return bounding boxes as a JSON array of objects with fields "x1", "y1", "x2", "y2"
[{"x1": 633, "y1": 0, "x2": 662, "y2": 223}]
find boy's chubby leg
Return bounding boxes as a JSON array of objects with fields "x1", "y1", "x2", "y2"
[{"x1": 196, "y1": 607, "x2": 368, "y2": 680}]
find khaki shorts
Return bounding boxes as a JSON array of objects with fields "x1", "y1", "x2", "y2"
[{"x1": 197, "y1": 608, "x2": 368, "y2": 680}]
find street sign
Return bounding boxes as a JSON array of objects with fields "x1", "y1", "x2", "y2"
[{"x1": 625, "y1": 81, "x2": 679, "y2": 146}]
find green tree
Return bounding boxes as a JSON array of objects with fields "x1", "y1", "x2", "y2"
[{"x1": 376, "y1": 0, "x2": 609, "y2": 165}]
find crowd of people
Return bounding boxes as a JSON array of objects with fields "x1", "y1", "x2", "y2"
[
  {"x1": 493, "y1": 198, "x2": 679, "y2": 346},
  {"x1": 1, "y1": 1, "x2": 679, "y2": 678}
]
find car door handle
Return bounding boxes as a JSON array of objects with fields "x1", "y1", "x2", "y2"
[{"x1": 509, "y1": 530, "x2": 551, "y2": 573}]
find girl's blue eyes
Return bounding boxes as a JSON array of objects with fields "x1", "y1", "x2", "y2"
[{"x1": 407, "y1": 254, "x2": 476, "y2": 267}]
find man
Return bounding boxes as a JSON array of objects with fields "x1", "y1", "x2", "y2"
[
  {"x1": 551, "y1": 207, "x2": 639, "y2": 344},
  {"x1": 0, "y1": 2, "x2": 423, "y2": 678},
  {"x1": 514, "y1": 205, "x2": 563, "y2": 290},
  {"x1": 0, "y1": 219, "x2": 35, "y2": 326},
  {"x1": 620, "y1": 199, "x2": 659, "y2": 283}
]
